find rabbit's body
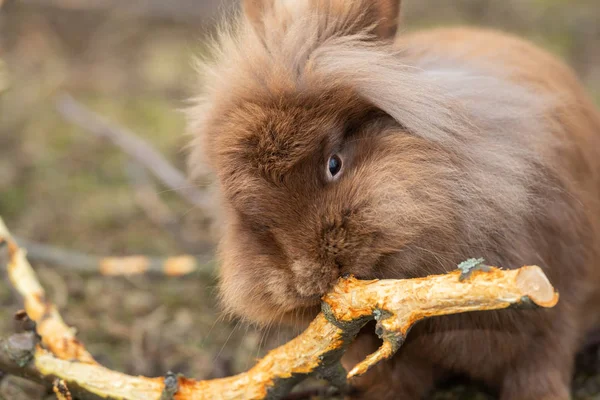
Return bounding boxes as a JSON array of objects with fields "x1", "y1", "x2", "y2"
[
  {"x1": 342, "y1": 28, "x2": 600, "y2": 400},
  {"x1": 188, "y1": 1, "x2": 600, "y2": 398}
]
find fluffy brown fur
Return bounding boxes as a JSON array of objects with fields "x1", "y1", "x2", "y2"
[{"x1": 186, "y1": 1, "x2": 600, "y2": 398}]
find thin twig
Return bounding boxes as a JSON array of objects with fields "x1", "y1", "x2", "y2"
[
  {"x1": 55, "y1": 93, "x2": 212, "y2": 211},
  {"x1": 12, "y1": 235, "x2": 214, "y2": 278}
]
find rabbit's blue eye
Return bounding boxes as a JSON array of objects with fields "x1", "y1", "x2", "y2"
[{"x1": 327, "y1": 154, "x2": 342, "y2": 179}]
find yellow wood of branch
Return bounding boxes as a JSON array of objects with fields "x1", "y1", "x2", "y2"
[
  {"x1": 324, "y1": 267, "x2": 558, "y2": 330},
  {"x1": 322, "y1": 267, "x2": 558, "y2": 378},
  {"x1": 32, "y1": 314, "x2": 344, "y2": 400},
  {"x1": 0, "y1": 219, "x2": 96, "y2": 364},
  {"x1": 175, "y1": 313, "x2": 344, "y2": 399},
  {"x1": 36, "y1": 348, "x2": 165, "y2": 400}
]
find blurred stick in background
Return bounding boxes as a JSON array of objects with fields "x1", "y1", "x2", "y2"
[
  {"x1": 12, "y1": 235, "x2": 213, "y2": 277},
  {"x1": 124, "y1": 160, "x2": 206, "y2": 253},
  {"x1": 55, "y1": 93, "x2": 212, "y2": 211}
]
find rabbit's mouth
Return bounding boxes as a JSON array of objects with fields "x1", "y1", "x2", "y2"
[{"x1": 290, "y1": 259, "x2": 341, "y2": 301}]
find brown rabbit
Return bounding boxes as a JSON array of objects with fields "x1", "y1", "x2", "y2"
[{"x1": 187, "y1": 1, "x2": 600, "y2": 398}]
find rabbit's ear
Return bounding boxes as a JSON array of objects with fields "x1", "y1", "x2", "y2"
[
  {"x1": 371, "y1": 0, "x2": 402, "y2": 38},
  {"x1": 242, "y1": 0, "x2": 272, "y2": 32},
  {"x1": 314, "y1": 0, "x2": 402, "y2": 39},
  {"x1": 242, "y1": 0, "x2": 310, "y2": 35},
  {"x1": 242, "y1": 0, "x2": 401, "y2": 40},
  {"x1": 242, "y1": 0, "x2": 282, "y2": 34}
]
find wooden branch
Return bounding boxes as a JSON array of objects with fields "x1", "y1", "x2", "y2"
[
  {"x1": 0, "y1": 216, "x2": 559, "y2": 399},
  {"x1": 12, "y1": 235, "x2": 213, "y2": 277},
  {"x1": 0, "y1": 222, "x2": 96, "y2": 364},
  {"x1": 324, "y1": 265, "x2": 558, "y2": 378},
  {"x1": 55, "y1": 93, "x2": 212, "y2": 210}
]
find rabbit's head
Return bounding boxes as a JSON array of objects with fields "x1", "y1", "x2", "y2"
[
  {"x1": 187, "y1": 0, "x2": 545, "y2": 326},
  {"x1": 186, "y1": 0, "x2": 460, "y2": 326}
]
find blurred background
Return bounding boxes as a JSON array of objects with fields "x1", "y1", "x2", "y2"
[{"x1": 1, "y1": 0, "x2": 599, "y2": 399}]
